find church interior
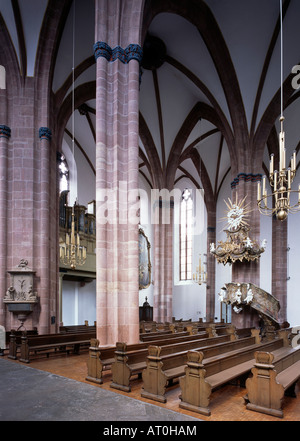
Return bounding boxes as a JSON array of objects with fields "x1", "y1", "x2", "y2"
[{"x1": 0, "y1": 0, "x2": 300, "y2": 422}]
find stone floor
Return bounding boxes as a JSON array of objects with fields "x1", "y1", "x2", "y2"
[{"x1": 0, "y1": 358, "x2": 199, "y2": 422}]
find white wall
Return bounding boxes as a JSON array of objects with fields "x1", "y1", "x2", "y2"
[
  {"x1": 173, "y1": 179, "x2": 207, "y2": 321},
  {"x1": 62, "y1": 279, "x2": 96, "y2": 325}
]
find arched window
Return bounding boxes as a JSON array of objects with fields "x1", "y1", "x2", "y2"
[
  {"x1": 58, "y1": 154, "x2": 69, "y2": 193},
  {"x1": 180, "y1": 189, "x2": 193, "y2": 280}
]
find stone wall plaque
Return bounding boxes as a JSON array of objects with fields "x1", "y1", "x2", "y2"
[{"x1": 3, "y1": 260, "x2": 38, "y2": 329}]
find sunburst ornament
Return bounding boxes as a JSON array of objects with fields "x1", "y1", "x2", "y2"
[{"x1": 221, "y1": 196, "x2": 251, "y2": 231}]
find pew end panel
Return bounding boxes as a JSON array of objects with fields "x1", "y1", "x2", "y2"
[
  {"x1": 245, "y1": 349, "x2": 300, "y2": 418},
  {"x1": 245, "y1": 351, "x2": 285, "y2": 418},
  {"x1": 141, "y1": 346, "x2": 169, "y2": 403},
  {"x1": 179, "y1": 351, "x2": 212, "y2": 416},
  {"x1": 86, "y1": 338, "x2": 103, "y2": 384},
  {"x1": 110, "y1": 342, "x2": 132, "y2": 392}
]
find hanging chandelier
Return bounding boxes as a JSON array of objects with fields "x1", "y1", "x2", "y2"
[
  {"x1": 60, "y1": 206, "x2": 87, "y2": 270},
  {"x1": 193, "y1": 254, "x2": 207, "y2": 285},
  {"x1": 257, "y1": 0, "x2": 300, "y2": 221},
  {"x1": 59, "y1": 1, "x2": 86, "y2": 270}
]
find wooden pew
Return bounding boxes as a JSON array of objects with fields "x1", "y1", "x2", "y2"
[
  {"x1": 8, "y1": 324, "x2": 96, "y2": 359},
  {"x1": 86, "y1": 328, "x2": 221, "y2": 384},
  {"x1": 59, "y1": 325, "x2": 96, "y2": 334},
  {"x1": 110, "y1": 329, "x2": 253, "y2": 392},
  {"x1": 141, "y1": 332, "x2": 287, "y2": 404},
  {"x1": 86, "y1": 325, "x2": 223, "y2": 384},
  {"x1": 5, "y1": 329, "x2": 37, "y2": 345},
  {"x1": 19, "y1": 331, "x2": 96, "y2": 363},
  {"x1": 179, "y1": 336, "x2": 292, "y2": 416},
  {"x1": 140, "y1": 331, "x2": 194, "y2": 342},
  {"x1": 245, "y1": 345, "x2": 300, "y2": 418},
  {"x1": 7, "y1": 329, "x2": 38, "y2": 359},
  {"x1": 139, "y1": 330, "x2": 173, "y2": 341},
  {"x1": 8, "y1": 330, "x2": 63, "y2": 360}
]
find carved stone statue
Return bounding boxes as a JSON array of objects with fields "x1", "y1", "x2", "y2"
[{"x1": 4, "y1": 286, "x2": 15, "y2": 300}]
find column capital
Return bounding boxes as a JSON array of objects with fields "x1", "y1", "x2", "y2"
[
  {"x1": 39, "y1": 127, "x2": 52, "y2": 141},
  {"x1": 0, "y1": 125, "x2": 11, "y2": 139},
  {"x1": 231, "y1": 172, "x2": 262, "y2": 189},
  {"x1": 93, "y1": 41, "x2": 143, "y2": 64}
]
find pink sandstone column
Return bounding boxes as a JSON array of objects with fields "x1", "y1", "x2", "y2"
[
  {"x1": 231, "y1": 177, "x2": 261, "y2": 328},
  {"x1": 36, "y1": 128, "x2": 52, "y2": 334},
  {"x1": 152, "y1": 205, "x2": 173, "y2": 323},
  {"x1": 6, "y1": 80, "x2": 36, "y2": 330},
  {"x1": 206, "y1": 214, "x2": 216, "y2": 321},
  {"x1": 0, "y1": 98, "x2": 9, "y2": 327},
  {"x1": 272, "y1": 216, "x2": 287, "y2": 323},
  {"x1": 95, "y1": 0, "x2": 144, "y2": 345}
]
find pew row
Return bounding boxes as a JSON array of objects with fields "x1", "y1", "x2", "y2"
[
  {"x1": 109, "y1": 328, "x2": 253, "y2": 392},
  {"x1": 245, "y1": 346, "x2": 300, "y2": 418},
  {"x1": 86, "y1": 327, "x2": 227, "y2": 384},
  {"x1": 179, "y1": 334, "x2": 295, "y2": 416},
  {"x1": 59, "y1": 324, "x2": 96, "y2": 334},
  {"x1": 141, "y1": 331, "x2": 289, "y2": 405},
  {"x1": 8, "y1": 325, "x2": 96, "y2": 360},
  {"x1": 18, "y1": 331, "x2": 96, "y2": 363}
]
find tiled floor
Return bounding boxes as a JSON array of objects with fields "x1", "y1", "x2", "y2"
[{"x1": 1, "y1": 351, "x2": 299, "y2": 421}]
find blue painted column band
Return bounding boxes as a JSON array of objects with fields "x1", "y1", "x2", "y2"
[
  {"x1": 231, "y1": 173, "x2": 262, "y2": 189},
  {"x1": 93, "y1": 42, "x2": 143, "y2": 64},
  {"x1": 39, "y1": 127, "x2": 52, "y2": 141},
  {"x1": 0, "y1": 125, "x2": 11, "y2": 139}
]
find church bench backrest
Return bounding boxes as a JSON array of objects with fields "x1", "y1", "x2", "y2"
[
  {"x1": 141, "y1": 337, "x2": 285, "y2": 404},
  {"x1": 153, "y1": 335, "x2": 259, "y2": 373},
  {"x1": 140, "y1": 331, "x2": 189, "y2": 342},
  {"x1": 22, "y1": 332, "x2": 95, "y2": 346},
  {"x1": 245, "y1": 346, "x2": 300, "y2": 418}
]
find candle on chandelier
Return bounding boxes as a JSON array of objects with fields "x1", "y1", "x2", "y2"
[
  {"x1": 283, "y1": 148, "x2": 286, "y2": 170},
  {"x1": 262, "y1": 175, "x2": 266, "y2": 198},
  {"x1": 288, "y1": 168, "x2": 291, "y2": 190},
  {"x1": 279, "y1": 131, "x2": 285, "y2": 171},
  {"x1": 274, "y1": 171, "x2": 278, "y2": 192},
  {"x1": 270, "y1": 154, "x2": 274, "y2": 175}
]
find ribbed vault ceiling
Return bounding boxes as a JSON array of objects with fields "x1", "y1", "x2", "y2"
[{"x1": 1, "y1": 0, "x2": 300, "y2": 200}]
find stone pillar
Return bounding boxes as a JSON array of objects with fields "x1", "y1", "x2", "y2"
[
  {"x1": 94, "y1": 0, "x2": 144, "y2": 345},
  {"x1": 6, "y1": 80, "x2": 36, "y2": 330},
  {"x1": 206, "y1": 223, "x2": 216, "y2": 321},
  {"x1": 152, "y1": 203, "x2": 173, "y2": 323},
  {"x1": 230, "y1": 174, "x2": 262, "y2": 328},
  {"x1": 37, "y1": 128, "x2": 52, "y2": 333},
  {"x1": 0, "y1": 122, "x2": 10, "y2": 327},
  {"x1": 272, "y1": 216, "x2": 287, "y2": 323},
  {"x1": 2, "y1": 78, "x2": 57, "y2": 333}
]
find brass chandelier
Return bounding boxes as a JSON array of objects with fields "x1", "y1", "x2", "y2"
[
  {"x1": 257, "y1": 0, "x2": 300, "y2": 221},
  {"x1": 59, "y1": 1, "x2": 86, "y2": 270},
  {"x1": 193, "y1": 254, "x2": 207, "y2": 285}
]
